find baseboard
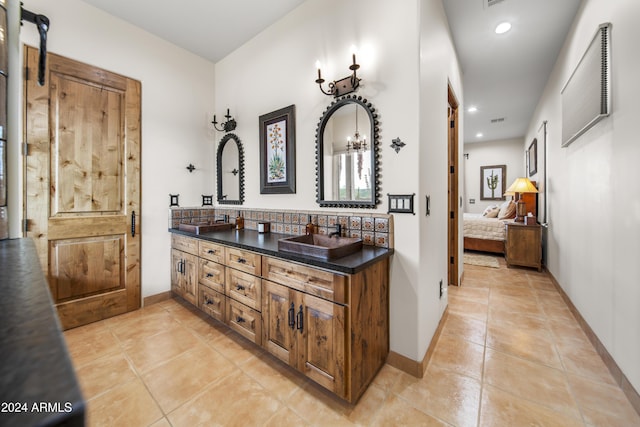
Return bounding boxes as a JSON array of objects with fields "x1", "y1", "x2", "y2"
[
  {"x1": 387, "y1": 307, "x2": 449, "y2": 378},
  {"x1": 547, "y1": 269, "x2": 640, "y2": 416},
  {"x1": 143, "y1": 291, "x2": 173, "y2": 307}
]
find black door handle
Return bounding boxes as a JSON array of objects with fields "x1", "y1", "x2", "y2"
[
  {"x1": 131, "y1": 211, "x2": 136, "y2": 237},
  {"x1": 288, "y1": 302, "x2": 295, "y2": 329},
  {"x1": 296, "y1": 305, "x2": 304, "y2": 332}
]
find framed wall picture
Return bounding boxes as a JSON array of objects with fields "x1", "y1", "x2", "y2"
[
  {"x1": 528, "y1": 138, "x2": 538, "y2": 176},
  {"x1": 480, "y1": 165, "x2": 506, "y2": 201},
  {"x1": 259, "y1": 105, "x2": 296, "y2": 194}
]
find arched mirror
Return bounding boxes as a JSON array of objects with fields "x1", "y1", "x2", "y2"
[
  {"x1": 316, "y1": 95, "x2": 380, "y2": 208},
  {"x1": 216, "y1": 133, "x2": 245, "y2": 205}
]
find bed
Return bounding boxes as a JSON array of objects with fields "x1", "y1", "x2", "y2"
[
  {"x1": 463, "y1": 184, "x2": 538, "y2": 254},
  {"x1": 463, "y1": 213, "x2": 509, "y2": 254}
]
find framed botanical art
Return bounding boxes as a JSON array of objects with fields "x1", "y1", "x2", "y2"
[
  {"x1": 259, "y1": 105, "x2": 296, "y2": 194},
  {"x1": 480, "y1": 165, "x2": 506, "y2": 201},
  {"x1": 528, "y1": 138, "x2": 538, "y2": 176}
]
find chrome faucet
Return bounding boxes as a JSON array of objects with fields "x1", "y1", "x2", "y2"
[
  {"x1": 329, "y1": 224, "x2": 342, "y2": 238},
  {"x1": 215, "y1": 214, "x2": 229, "y2": 223}
]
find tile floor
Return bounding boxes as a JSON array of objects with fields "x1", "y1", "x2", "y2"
[{"x1": 64, "y1": 255, "x2": 640, "y2": 426}]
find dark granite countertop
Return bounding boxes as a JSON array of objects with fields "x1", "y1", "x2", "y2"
[
  {"x1": 169, "y1": 228, "x2": 393, "y2": 274},
  {"x1": 0, "y1": 239, "x2": 85, "y2": 427}
]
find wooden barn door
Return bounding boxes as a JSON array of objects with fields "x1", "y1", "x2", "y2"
[{"x1": 24, "y1": 47, "x2": 141, "y2": 329}]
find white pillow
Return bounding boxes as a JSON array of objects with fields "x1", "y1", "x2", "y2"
[
  {"x1": 498, "y1": 200, "x2": 516, "y2": 219},
  {"x1": 482, "y1": 205, "x2": 500, "y2": 218}
]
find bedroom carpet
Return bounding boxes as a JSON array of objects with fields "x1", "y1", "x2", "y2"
[{"x1": 463, "y1": 252, "x2": 500, "y2": 268}]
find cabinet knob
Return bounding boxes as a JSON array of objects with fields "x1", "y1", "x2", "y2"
[
  {"x1": 236, "y1": 316, "x2": 245, "y2": 324},
  {"x1": 237, "y1": 257, "x2": 247, "y2": 264},
  {"x1": 236, "y1": 284, "x2": 246, "y2": 291},
  {"x1": 208, "y1": 249, "x2": 215, "y2": 254},
  {"x1": 206, "y1": 273, "x2": 214, "y2": 278}
]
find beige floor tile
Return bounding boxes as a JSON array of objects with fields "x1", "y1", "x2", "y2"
[
  {"x1": 448, "y1": 285, "x2": 490, "y2": 303},
  {"x1": 74, "y1": 351, "x2": 138, "y2": 400},
  {"x1": 168, "y1": 370, "x2": 281, "y2": 427},
  {"x1": 343, "y1": 384, "x2": 388, "y2": 425},
  {"x1": 487, "y1": 308, "x2": 551, "y2": 339},
  {"x1": 396, "y1": 364, "x2": 481, "y2": 427},
  {"x1": 370, "y1": 363, "x2": 404, "y2": 394},
  {"x1": 488, "y1": 293, "x2": 546, "y2": 317},
  {"x1": 483, "y1": 348, "x2": 581, "y2": 419},
  {"x1": 556, "y1": 340, "x2": 618, "y2": 386},
  {"x1": 263, "y1": 406, "x2": 310, "y2": 426},
  {"x1": 428, "y1": 334, "x2": 485, "y2": 380},
  {"x1": 142, "y1": 343, "x2": 238, "y2": 413},
  {"x1": 123, "y1": 325, "x2": 201, "y2": 373},
  {"x1": 567, "y1": 374, "x2": 640, "y2": 426},
  {"x1": 206, "y1": 329, "x2": 263, "y2": 366},
  {"x1": 241, "y1": 352, "x2": 306, "y2": 401},
  {"x1": 371, "y1": 394, "x2": 449, "y2": 426},
  {"x1": 109, "y1": 310, "x2": 184, "y2": 348},
  {"x1": 486, "y1": 323, "x2": 563, "y2": 369},
  {"x1": 86, "y1": 378, "x2": 163, "y2": 427},
  {"x1": 447, "y1": 297, "x2": 489, "y2": 321},
  {"x1": 64, "y1": 326, "x2": 121, "y2": 368},
  {"x1": 286, "y1": 381, "x2": 353, "y2": 426},
  {"x1": 479, "y1": 385, "x2": 585, "y2": 427},
  {"x1": 441, "y1": 311, "x2": 487, "y2": 346},
  {"x1": 149, "y1": 418, "x2": 172, "y2": 427}
]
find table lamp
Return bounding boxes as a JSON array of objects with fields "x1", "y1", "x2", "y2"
[{"x1": 504, "y1": 177, "x2": 538, "y2": 222}]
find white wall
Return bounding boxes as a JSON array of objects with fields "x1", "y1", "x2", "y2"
[
  {"x1": 15, "y1": 0, "x2": 216, "y2": 298},
  {"x1": 417, "y1": 0, "x2": 464, "y2": 360},
  {"x1": 524, "y1": 0, "x2": 640, "y2": 393},
  {"x1": 215, "y1": 0, "x2": 462, "y2": 361},
  {"x1": 463, "y1": 138, "x2": 525, "y2": 213}
]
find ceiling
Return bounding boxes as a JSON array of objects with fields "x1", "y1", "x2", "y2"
[
  {"x1": 79, "y1": 0, "x2": 581, "y2": 144},
  {"x1": 443, "y1": 0, "x2": 582, "y2": 143},
  {"x1": 79, "y1": 0, "x2": 307, "y2": 63}
]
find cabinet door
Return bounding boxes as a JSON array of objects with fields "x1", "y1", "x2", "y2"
[
  {"x1": 182, "y1": 253, "x2": 198, "y2": 305},
  {"x1": 296, "y1": 293, "x2": 347, "y2": 398},
  {"x1": 262, "y1": 280, "x2": 296, "y2": 366},
  {"x1": 171, "y1": 249, "x2": 183, "y2": 296}
]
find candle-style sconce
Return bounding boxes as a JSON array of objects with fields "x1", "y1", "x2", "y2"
[
  {"x1": 315, "y1": 51, "x2": 362, "y2": 97},
  {"x1": 212, "y1": 108, "x2": 237, "y2": 132}
]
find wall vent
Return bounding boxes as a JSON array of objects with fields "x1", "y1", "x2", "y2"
[
  {"x1": 561, "y1": 23, "x2": 611, "y2": 147},
  {"x1": 490, "y1": 117, "x2": 505, "y2": 123},
  {"x1": 484, "y1": 0, "x2": 506, "y2": 8}
]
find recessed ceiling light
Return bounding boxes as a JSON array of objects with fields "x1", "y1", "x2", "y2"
[
  {"x1": 468, "y1": 106, "x2": 478, "y2": 113},
  {"x1": 495, "y1": 22, "x2": 512, "y2": 34},
  {"x1": 476, "y1": 132, "x2": 483, "y2": 138}
]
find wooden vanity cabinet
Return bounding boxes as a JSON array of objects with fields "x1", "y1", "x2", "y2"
[{"x1": 170, "y1": 233, "x2": 389, "y2": 403}]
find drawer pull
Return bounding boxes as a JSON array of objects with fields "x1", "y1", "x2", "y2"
[
  {"x1": 207, "y1": 249, "x2": 216, "y2": 254},
  {"x1": 204, "y1": 297, "x2": 213, "y2": 305},
  {"x1": 206, "y1": 273, "x2": 214, "y2": 278},
  {"x1": 237, "y1": 257, "x2": 247, "y2": 264},
  {"x1": 296, "y1": 305, "x2": 304, "y2": 332},
  {"x1": 235, "y1": 284, "x2": 246, "y2": 291},
  {"x1": 236, "y1": 316, "x2": 246, "y2": 324},
  {"x1": 288, "y1": 302, "x2": 295, "y2": 329}
]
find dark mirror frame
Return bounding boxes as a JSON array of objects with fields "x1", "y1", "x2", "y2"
[
  {"x1": 216, "y1": 133, "x2": 245, "y2": 205},
  {"x1": 315, "y1": 95, "x2": 381, "y2": 208}
]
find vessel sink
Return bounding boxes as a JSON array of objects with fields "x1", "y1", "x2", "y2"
[
  {"x1": 178, "y1": 222, "x2": 233, "y2": 234},
  {"x1": 278, "y1": 234, "x2": 363, "y2": 260}
]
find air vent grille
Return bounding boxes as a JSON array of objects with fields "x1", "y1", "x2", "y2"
[
  {"x1": 485, "y1": 0, "x2": 506, "y2": 8},
  {"x1": 490, "y1": 117, "x2": 505, "y2": 123}
]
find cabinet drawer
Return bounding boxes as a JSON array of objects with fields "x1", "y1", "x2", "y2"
[
  {"x1": 262, "y1": 256, "x2": 347, "y2": 304},
  {"x1": 199, "y1": 285, "x2": 225, "y2": 322},
  {"x1": 199, "y1": 241, "x2": 225, "y2": 264},
  {"x1": 199, "y1": 259, "x2": 225, "y2": 293},
  {"x1": 225, "y1": 268, "x2": 261, "y2": 311},
  {"x1": 226, "y1": 298, "x2": 262, "y2": 345},
  {"x1": 226, "y1": 247, "x2": 261, "y2": 276},
  {"x1": 172, "y1": 234, "x2": 198, "y2": 255}
]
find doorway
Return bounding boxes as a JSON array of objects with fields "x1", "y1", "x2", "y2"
[
  {"x1": 448, "y1": 84, "x2": 459, "y2": 286},
  {"x1": 24, "y1": 47, "x2": 142, "y2": 329}
]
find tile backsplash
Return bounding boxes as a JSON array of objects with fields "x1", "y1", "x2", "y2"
[{"x1": 169, "y1": 207, "x2": 394, "y2": 249}]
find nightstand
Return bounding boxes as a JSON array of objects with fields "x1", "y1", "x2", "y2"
[{"x1": 505, "y1": 221, "x2": 542, "y2": 271}]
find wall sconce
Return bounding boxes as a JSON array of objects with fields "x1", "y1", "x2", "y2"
[
  {"x1": 212, "y1": 109, "x2": 237, "y2": 132},
  {"x1": 315, "y1": 51, "x2": 361, "y2": 97}
]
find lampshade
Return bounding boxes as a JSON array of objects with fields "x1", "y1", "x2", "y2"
[{"x1": 505, "y1": 177, "x2": 538, "y2": 195}]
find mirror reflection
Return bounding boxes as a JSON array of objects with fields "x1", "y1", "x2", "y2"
[
  {"x1": 316, "y1": 96, "x2": 380, "y2": 208},
  {"x1": 216, "y1": 133, "x2": 244, "y2": 205}
]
